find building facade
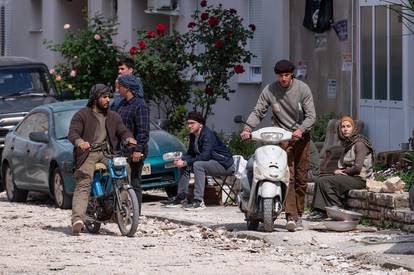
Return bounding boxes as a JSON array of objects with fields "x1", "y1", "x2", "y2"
[{"x1": 2, "y1": 0, "x2": 413, "y2": 152}]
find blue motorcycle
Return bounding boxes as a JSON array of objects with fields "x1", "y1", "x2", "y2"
[{"x1": 85, "y1": 142, "x2": 140, "y2": 237}]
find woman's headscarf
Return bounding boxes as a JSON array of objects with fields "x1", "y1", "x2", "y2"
[{"x1": 338, "y1": 116, "x2": 374, "y2": 154}]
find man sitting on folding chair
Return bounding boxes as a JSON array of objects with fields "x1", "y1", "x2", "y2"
[{"x1": 164, "y1": 111, "x2": 235, "y2": 211}]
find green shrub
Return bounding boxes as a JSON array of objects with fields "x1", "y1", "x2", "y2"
[{"x1": 311, "y1": 112, "x2": 338, "y2": 142}]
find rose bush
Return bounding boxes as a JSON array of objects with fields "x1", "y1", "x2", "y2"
[
  {"x1": 185, "y1": 1, "x2": 254, "y2": 118},
  {"x1": 44, "y1": 15, "x2": 121, "y2": 99},
  {"x1": 130, "y1": 28, "x2": 191, "y2": 132}
]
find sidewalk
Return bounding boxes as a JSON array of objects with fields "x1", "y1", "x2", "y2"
[{"x1": 143, "y1": 196, "x2": 414, "y2": 272}]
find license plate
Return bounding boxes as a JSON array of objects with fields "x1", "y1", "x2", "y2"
[
  {"x1": 142, "y1": 163, "x2": 151, "y2": 175},
  {"x1": 164, "y1": 162, "x2": 176, "y2": 169}
]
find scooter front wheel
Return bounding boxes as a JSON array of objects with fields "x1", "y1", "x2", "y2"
[
  {"x1": 115, "y1": 188, "x2": 139, "y2": 237},
  {"x1": 263, "y1": 198, "x2": 274, "y2": 232}
]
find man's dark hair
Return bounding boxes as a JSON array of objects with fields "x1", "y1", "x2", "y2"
[
  {"x1": 117, "y1": 57, "x2": 135, "y2": 69},
  {"x1": 273, "y1": 59, "x2": 295, "y2": 74}
]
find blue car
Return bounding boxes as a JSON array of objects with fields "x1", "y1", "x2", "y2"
[{"x1": 1, "y1": 100, "x2": 185, "y2": 208}]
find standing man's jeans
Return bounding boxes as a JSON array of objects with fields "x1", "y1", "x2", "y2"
[
  {"x1": 72, "y1": 151, "x2": 107, "y2": 225},
  {"x1": 283, "y1": 132, "x2": 311, "y2": 220},
  {"x1": 130, "y1": 160, "x2": 144, "y2": 215},
  {"x1": 177, "y1": 160, "x2": 234, "y2": 202}
]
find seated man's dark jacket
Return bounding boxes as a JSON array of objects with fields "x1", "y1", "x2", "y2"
[
  {"x1": 68, "y1": 107, "x2": 133, "y2": 169},
  {"x1": 182, "y1": 125, "x2": 233, "y2": 169}
]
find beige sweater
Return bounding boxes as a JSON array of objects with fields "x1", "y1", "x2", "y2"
[{"x1": 245, "y1": 79, "x2": 316, "y2": 132}]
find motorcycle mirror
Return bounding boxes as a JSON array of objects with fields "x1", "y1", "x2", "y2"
[{"x1": 234, "y1": 115, "x2": 244, "y2": 124}]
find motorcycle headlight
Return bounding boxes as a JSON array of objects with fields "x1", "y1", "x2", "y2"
[
  {"x1": 163, "y1": 151, "x2": 182, "y2": 161},
  {"x1": 260, "y1": 132, "x2": 283, "y2": 142},
  {"x1": 113, "y1": 157, "x2": 127, "y2": 167}
]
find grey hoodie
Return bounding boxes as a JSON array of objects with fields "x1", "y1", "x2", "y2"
[{"x1": 246, "y1": 79, "x2": 316, "y2": 133}]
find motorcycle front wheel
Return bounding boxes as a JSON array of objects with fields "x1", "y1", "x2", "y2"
[{"x1": 115, "y1": 188, "x2": 139, "y2": 237}]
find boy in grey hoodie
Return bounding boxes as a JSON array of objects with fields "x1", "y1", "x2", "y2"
[{"x1": 241, "y1": 59, "x2": 316, "y2": 232}]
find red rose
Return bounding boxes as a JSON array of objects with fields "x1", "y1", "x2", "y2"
[
  {"x1": 156, "y1": 23, "x2": 167, "y2": 34},
  {"x1": 188, "y1": 22, "x2": 196, "y2": 28},
  {"x1": 147, "y1": 31, "x2": 156, "y2": 38},
  {"x1": 200, "y1": 0, "x2": 207, "y2": 7},
  {"x1": 129, "y1": 46, "x2": 137, "y2": 56},
  {"x1": 201, "y1": 12, "x2": 209, "y2": 21},
  {"x1": 138, "y1": 40, "x2": 146, "y2": 49},
  {"x1": 229, "y1": 8, "x2": 237, "y2": 14},
  {"x1": 208, "y1": 17, "x2": 218, "y2": 27},
  {"x1": 249, "y1": 24, "x2": 256, "y2": 32},
  {"x1": 205, "y1": 85, "x2": 213, "y2": 96},
  {"x1": 234, "y1": 64, "x2": 245, "y2": 74},
  {"x1": 215, "y1": 40, "x2": 223, "y2": 49}
]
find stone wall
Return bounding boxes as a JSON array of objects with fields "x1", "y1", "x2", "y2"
[{"x1": 306, "y1": 182, "x2": 414, "y2": 232}]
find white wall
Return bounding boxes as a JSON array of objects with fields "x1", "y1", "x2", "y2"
[{"x1": 11, "y1": 0, "x2": 85, "y2": 68}]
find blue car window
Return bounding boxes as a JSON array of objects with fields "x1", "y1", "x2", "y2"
[
  {"x1": 15, "y1": 112, "x2": 49, "y2": 138},
  {"x1": 53, "y1": 109, "x2": 78, "y2": 139}
]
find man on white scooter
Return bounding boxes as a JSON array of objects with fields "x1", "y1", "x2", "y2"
[{"x1": 241, "y1": 59, "x2": 316, "y2": 232}]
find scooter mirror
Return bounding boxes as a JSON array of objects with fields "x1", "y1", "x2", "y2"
[{"x1": 234, "y1": 115, "x2": 244, "y2": 124}]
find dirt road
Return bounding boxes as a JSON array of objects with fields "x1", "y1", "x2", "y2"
[{"x1": 0, "y1": 192, "x2": 410, "y2": 274}]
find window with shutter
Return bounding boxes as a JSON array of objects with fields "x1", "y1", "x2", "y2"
[{"x1": 247, "y1": 0, "x2": 264, "y2": 82}]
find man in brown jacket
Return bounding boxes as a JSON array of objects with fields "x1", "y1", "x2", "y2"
[{"x1": 68, "y1": 84, "x2": 136, "y2": 235}]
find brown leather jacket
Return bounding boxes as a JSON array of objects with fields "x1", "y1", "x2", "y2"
[{"x1": 68, "y1": 107, "x2": 133, "y2": 169}]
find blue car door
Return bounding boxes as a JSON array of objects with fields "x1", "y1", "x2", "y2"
[
  {"x1": 10, "y1": 114, "x2": 38, "y2": 187},
  {"x1": 25, "y1": 112, "x2": 50, "y2": 190}
]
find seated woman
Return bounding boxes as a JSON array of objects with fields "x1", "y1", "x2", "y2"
[{"x1": 311, "y1": 116, "x2": 374, "y2": 218}]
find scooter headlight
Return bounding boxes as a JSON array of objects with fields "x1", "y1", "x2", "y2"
[
  {"x1": 113, "y1": 157, "x2": 127, "y2": 168},
  {"x1": 260, "y1": 132, "x2": 283, "y2": 142}
]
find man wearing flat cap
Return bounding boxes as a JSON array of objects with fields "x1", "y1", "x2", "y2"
[
  {"x1": 68, "y1": 84, "x2": 137, "y2": 235},
  {"x1": 165, "y1": 111, "x2": 234, "y2": 210},
  {"x1": 116, "y1": 74, "x2": 150, "y2": 214},
  {"x1": 241, "y1": 59, "x2": 316, "y2": 232}
]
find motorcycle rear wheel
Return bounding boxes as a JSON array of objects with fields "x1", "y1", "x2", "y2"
[
  {"x1": 85, "y1": 220, "x2": 101, "y2": 233},
  {"x1": 116, "y1": 188, "x2": 139, "y2": 237},
  {"x1": 263, "y1": 198, "x2": 274, "y2": 232}
]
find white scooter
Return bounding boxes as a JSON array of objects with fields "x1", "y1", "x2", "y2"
[{"x1": 234, "y1": 115, "x2": 292, "y2": 232}]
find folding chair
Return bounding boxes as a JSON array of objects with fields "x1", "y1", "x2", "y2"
[{"x1": 211, "y1": 175, "x2": 239, "y2": 206}]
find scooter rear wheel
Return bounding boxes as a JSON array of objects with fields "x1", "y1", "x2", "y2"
[{"x1": 247, "y1": 219, "x2": 259, "y2": 231}]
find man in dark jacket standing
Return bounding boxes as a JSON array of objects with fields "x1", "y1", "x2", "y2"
[
  {"x1": 166, "y1": 112, "x2": 234, "y2": 211},
  {"x1": 68, "y1": 84, "x2": 136, "y2": 235},
  {"x1": 115, "y1": 75, "x2": 150, "y2": 215}
]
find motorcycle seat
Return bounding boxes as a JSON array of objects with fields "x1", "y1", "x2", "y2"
[{"x1": 95, "y1": 163, "x2": 107, "y2": 171}]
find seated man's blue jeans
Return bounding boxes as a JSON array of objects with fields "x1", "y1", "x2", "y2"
[{"x1": 177, "y1": 160, "x2": 235, "y2": 202}]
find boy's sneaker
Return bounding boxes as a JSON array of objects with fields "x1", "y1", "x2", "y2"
[
  {"x1": 164, "y1": 197, "x2": 187, "y2": 208},
  {"x1": 72, "y1": 220, "x2": 84, "y2": 236},
  {"x1": 286, "y1": 218, "x2": 296, "y2": 232},
  {"x1": 296, "y1": 217, "x2": 304, "y2": 231},
  {"x1": 183, "y1": 200, "x2": 206, "y2": 211}
]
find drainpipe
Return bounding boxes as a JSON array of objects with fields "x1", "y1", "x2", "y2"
[{"x1": 351, "y1": 0, "x2": 354, "y2": 118}]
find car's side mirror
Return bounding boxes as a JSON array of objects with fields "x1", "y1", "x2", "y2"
[
  {"x1": 29, "y1": 131, "x2": 49, "y2": 143},
  {"x1": 155, "y1": 119, "x2": 169, "y2": 130},
  {"x1": 234, "y1": 115, "x2": 244, "y2": 124}
]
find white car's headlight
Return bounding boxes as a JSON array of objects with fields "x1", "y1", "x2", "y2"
[
  {"x1": 163, "y1": 151, "x2": 182, "y2": 161},
  {"x1": 113, "y1": 157, "x2": 127, "y2": 167},
  {"x1": 260, "y1": 132, "x2": 283, "y2": 142}
]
